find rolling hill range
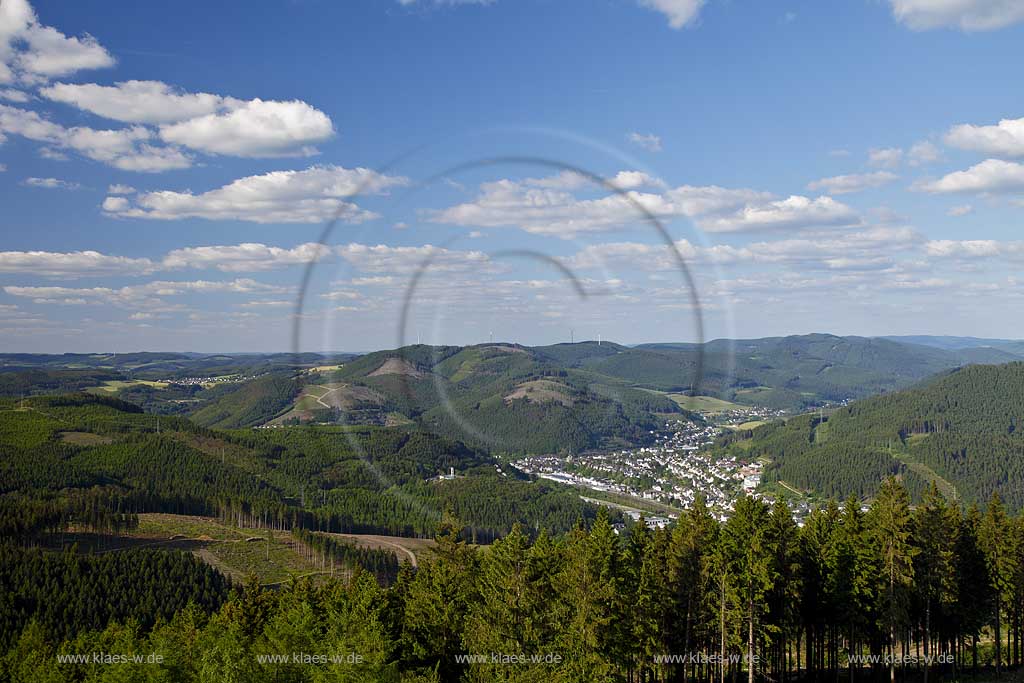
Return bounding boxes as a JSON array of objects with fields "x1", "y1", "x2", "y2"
[
  {"x1": 721, "y1": 362, "x2": 1024, "y2": 510},
  {"x1": 6, "y1": 334, "x2": 1024, "y2": 458},
  {"x1": 287, "y1": 343, "x2": 685, "y2": 454},
  {"x1": 881, "y1": 334, "x2": 1024, "y2": 358},
  {"x1": 0, "y1": 352, "x2": 353, "y2": 425},
  {"x1": 626, "y1": 333, "x2": 1023, "y2": 406},
  {"x1": 0, "y1": 351, "x2": 355, "y2": 378},
  {"x1": 268, "y1": 334, "x2": 1024, "y2": 451}
]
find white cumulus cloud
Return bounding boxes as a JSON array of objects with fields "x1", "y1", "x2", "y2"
[
  {"x1": 807, "y1": 171, "x2": 898, "y2": 195},
  {"x1": 0, "y1": 87, "x2": 28, "y2": 102},
  {"x1": 610, "y1": 170, "x2": 666, "y2": 190},
  {"x1": 908, "y1": 141, "x2": 942, "y2": 165},
  {"x1": 627, "y1": 131, "x2": 662, "y2": 152},
  {"x1": 0, "y1": 103, "x2": 193, "y2": 171},
  {"x1": 0, "y1": 249, "x2": 155, "y2": 277},
  {"x1": 22, "y1": 176, "x2": 78, "y2": 189},
  {"x1": 41, "y1": 81, "x2": 336, "y2": 159},
  {"x1": 432, "y1": 171, "x2": 856, "y2": 237},
  {"x1": 431, "y1": 172, "x2": 773, "y2": 238},
  {"x1": 336, "y1": 243, "x2": 493, "y2": 273},
  {"x1": 163, "y1": 242, "x2": 333, "y2": 272},
  {"x1": 103, "y1": 165, "x2": 407, "y2": 223},
  {"x1": 40, "y1": 80, "x2": 224, "y2": 124},
  {"x1": 889, "y1": 0, "x2": 1024, "y2": 31},
  {"x1": 868, "y1": 147, "x2": 904, "y2": 168},
  {"x1": 3, "y1": 279, "x2": 290, "y2": 308},
  {"x1": 158, "y1": 98, "x2": 334, "y2": 158},
  {"x1": 945, "y1": 116, "x2": 1024, "y2": 158},
  {"x1": 694, "y1": 195, "x2": 862, "y2": 234},
  {"x1": 917, "y1": 159, "x2": 1024, "y2": 194},
  {"x1": 637, "y1": 0, "x2": 705, "y2": 29},
  {"x1": 0, "y1": 0, "x2": 114, "y2": 84}
]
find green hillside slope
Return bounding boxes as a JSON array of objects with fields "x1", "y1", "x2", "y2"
[
  {"x1": 0, "y1": 394, "x2": 599, "y2": 542},
  {"x1": 301, "y1": 343, "x2": 682, "y2": 454},
  {"x1": 723, "y1": 362, "x2": 1024, "y2": 509},
  {"x1": 188, "y1": 373, "x2": 302, "y2": 428}
]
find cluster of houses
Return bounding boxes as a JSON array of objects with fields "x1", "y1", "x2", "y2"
[
  {"x1": 158, "y1": 373, "x2": 259, "y2": 386},
  {"x1": 513, "y1": 417, "x2": 763, "y2": 521}
]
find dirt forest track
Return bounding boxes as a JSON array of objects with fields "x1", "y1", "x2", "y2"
[
  {"x1": 49, "y1": 514, "x2": 436, "y2": 583},
  {"x1": 320, "y1": 532, "x2": 434, "y2": 567}
]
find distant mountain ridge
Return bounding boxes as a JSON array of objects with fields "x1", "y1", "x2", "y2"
[
  {"x1": 603, "y1": 333, "x2": 1024, "y2": 407},
  {"x1": 6, "y1": 334, "x2": 1024, "y2": 454},
  {"x1": 878, "y1": 334, "x2": 1023, "y2": 350},
  {"x1": 879, "y1": 334, "x2": 1024, "y2": 359}
]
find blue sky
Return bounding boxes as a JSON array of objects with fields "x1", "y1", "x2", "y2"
[{"x1": 1, "y1": 0, "x2": 1024, "y2": 353}]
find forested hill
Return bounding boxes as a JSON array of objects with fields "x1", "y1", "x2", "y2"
[
  {"x1": 729, "y1": 362, "x2": 1024, "y2": 509},
  {"x1": 300, "y1": 343, "x2": 684, "y2": 454},
  {"x1": 626, "y1": 333, "x2": 997, "y2": 407},
  {"x1": 7, "y1": 334, "x2": 1024, "y2": 431},
  {"x1": 188, "y1": 372, "x2": 301, "y2": 429},
  {"x1": 299, "y1": 334, "x2": 1024, "y2": 434},
  {"x1": 0, "y1": 394, "x2": 601, "y2": 543}
]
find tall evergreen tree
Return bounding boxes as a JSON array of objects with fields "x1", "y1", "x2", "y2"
[
  {"x1": 869, "y1": 477, "x2": 917, "y2": 683},
  {"x1": 722, "y1": 496, "x2": 774, "y2": 683},
  {"x1": 912, "y1": 482, "x2": 957, "y2": 683},
  {"x1": 551, "y1": 512, "x2": 618, "y2": 683},
  {"x1": 955, "y1": 504, "x2": 991, "y2": 672},
  {"x1": 667, "y1": 496, "x2": 719, "y2": 683},
  {"x1": 980, "y1": 492, "x2": 1016, "y2": 674},
  {"x1": 402, "y1": 510, "x2": 478, "y2": 680}
]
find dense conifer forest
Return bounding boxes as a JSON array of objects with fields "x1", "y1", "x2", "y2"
[
  {"x1": 2, "y1": 482, "x2": 1023, "y2": 682},
  {"x1": 0, "y1": 394, "x2": 599, "y2": 542},
  {"x1": 0, "y1": 546, "x2": 231, "y2": 647},
  {"x1": 722, "y1": 363, "x2": 1024, "y2": 509}
]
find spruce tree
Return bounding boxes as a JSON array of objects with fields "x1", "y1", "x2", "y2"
[
  {"x1": 722, "y1": 496, "x2": 774, "y2": 683},
  {"x1": 869, "y1": 477, "x2": 916, "y2": 683},
  {"x1": 912, "y1": 482, "x2": 957, "y2": 683},
  {"x1": 980, "y1": 492, "x2": 1015, "y2": 673}
]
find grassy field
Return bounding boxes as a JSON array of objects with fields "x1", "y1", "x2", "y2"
[
  {"x1": 59, "y1": 431, "x2": 114, "y2": 446},
  {"x1": 294, "y1": 394, "x2": 325, "y2": 410},
  {"x1": 732, "y1": 386, "x2": 787, "y2": 405},
  {"x1": 134, "y1": 514, "x2": 321, "y2": 584},
  {"x1": 664, "y1": 393, "x2": 745, "y2": 413},
  {"x1": 88, "y1": 514, "x2": 431, "y2": 584},
  {"x1": 90, "y1": 379, "x2": 169, "y2": 393},
  {"x1": 137, "y1": 513, "x2": 250, "y2": 540},
  {"x1": 309, "y1": 364, "x2": 344, "y2": 372},
  {"x1": 291, "y1": 383, "x2": 356, "y2": 410},
  {"x1": 579, "y1": 490, "x2": 682, "y2": 517}
]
